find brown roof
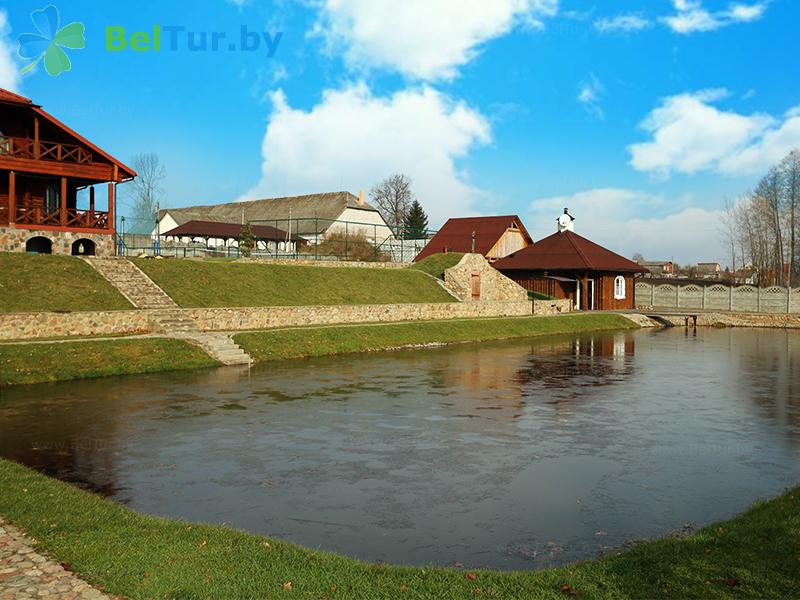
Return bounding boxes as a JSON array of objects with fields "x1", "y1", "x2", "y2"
[
  {"x1": 163, "y1": 220, "x2": 303, "y2": 242},
  {"x1": 493, "y1": 230, "x2": 647, "y2": 273},
  {"x1": 414, "y1": 215, "x2": 531, "y2": 261}
]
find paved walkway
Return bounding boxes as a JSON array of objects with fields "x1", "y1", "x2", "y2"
[{"x1": 0, "y1": 519, "x2": 113, "y2": 600}]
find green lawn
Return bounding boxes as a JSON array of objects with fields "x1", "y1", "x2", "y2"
[
  {"x1": 411, "y1": 252, "x2": 465, "y2": 279},
  {"x1": 133, "y1": 259, "x2": 456, "y2": 308},
  {"x1": 0, "y1": 253, "x2": 132, "y2": 313},
  {"x1": 0, "y1": 458, "x2": 797, "y2": 599},
  {"x1": 235, "y1": 314, "x2": 636, "y2": 362},
  {"x1": 0, "y1": 338, "x2": 218, "y2": 386}
]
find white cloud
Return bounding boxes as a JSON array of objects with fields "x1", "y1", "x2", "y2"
[
  {"x1": 661, "y1": 0, "x2": 768, "y2": 34},
  {"x1": 594, "y1": 14, "x2": 651, "y2": 33},
  {"x1": 528, "y1": 188, "x2": 725, "y2": 264},
  {"x1": 577, "y1": 74, "x2": 604, "y2": 119},
  {"x1": 241, "y1": 83, "x2": 491, "y2": 225},
  {"x1": 0, "y1": 10, "x2": 20, "y2": 92},
  {"x1": 312, "y1": 0, "x2": 559, "y2": 81},
  {"x1": 628, "y1": 89, "x2": 800, "y2": 176}
]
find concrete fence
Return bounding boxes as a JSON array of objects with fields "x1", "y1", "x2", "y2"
[{"x1": 635, "y1": 281, "x2": 800, "y2": 314}]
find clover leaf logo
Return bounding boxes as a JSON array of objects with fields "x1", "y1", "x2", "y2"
[{"x1": 18, "y1": 5, "x2": 85, "y2": 77}]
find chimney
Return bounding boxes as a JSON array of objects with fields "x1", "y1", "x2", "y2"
[
  {"x1": 358, "y1": 189, "x2": 365, "y2": 206},
  {"x1": 557, "y1": 207, "x2": 575, "y2": 233}
]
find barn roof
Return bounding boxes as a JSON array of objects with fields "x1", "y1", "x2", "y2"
[
  {"x1": 493, "y1": 230, "x2": 647, "y2": 273},
  {"x1": 414, "y1": 215, "x2": 531, "y2": 261},
  {"x1": 162, "y1": 220, "x2": 303, "y2": 242},
  {"x1": 159, "y1": 192, "x2": 383, "y2": 236}
]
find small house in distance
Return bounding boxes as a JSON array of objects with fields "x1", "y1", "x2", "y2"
[
  {"x1": 493, "y1": 209, "x2": 647, "y2": 310},
  {"x1": 638, "y1": 260, "x2": 674, "y2": 278},
  {"x1": 413, "y1": 215, "x2": 532, "y2": 262}
]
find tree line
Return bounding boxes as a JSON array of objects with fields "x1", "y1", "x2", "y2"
[{"x1": 721, "y1": 150, "x2": 800, "y2": 287}]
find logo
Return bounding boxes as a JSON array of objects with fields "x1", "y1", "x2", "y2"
[{"x1": 18, "y1": 5, "x2": 85, "y2": 77}]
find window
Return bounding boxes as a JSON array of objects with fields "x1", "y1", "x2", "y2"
[
  {"x1": 614, "y1": 275, "x2": 626, "y2": 300},
  {"x1": 44, "y1": 183, "x2": 59, "y2": 213}
]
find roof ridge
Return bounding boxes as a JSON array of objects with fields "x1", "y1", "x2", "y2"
[{"x1": 564, "y1": 231, "x2": 594, "y2": 270}]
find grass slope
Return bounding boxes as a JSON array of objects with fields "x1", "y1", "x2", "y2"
[
  {"x1": 235, "y1": 314, "x2": 636, "y2": 362},
  {"x1": 0, "y1": 459, "x2": 797, "y2": 599},
  {"x1": 0, "y1": 339, "x2": 218, "y2": 386},
  {"x1": 410, "y1": 252, "x2": 465, "y2": 279},
  {"x1": 134, "y1": 259, "x2": 455, "y2": 308},
  {"x1": 0, "y1": 253, "x2": 131, "y2": 313}
]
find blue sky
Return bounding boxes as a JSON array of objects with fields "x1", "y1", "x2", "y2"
[{"x1": 2, "y1": 0, "x2": 798, "y2": 263}]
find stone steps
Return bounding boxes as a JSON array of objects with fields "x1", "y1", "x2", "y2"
[
  {"x1": 178, "y1": 332, "x2": 252, "y2": 366},
  {"x1": 83, "y1": 257, "x2": 178, "y2": 310}
]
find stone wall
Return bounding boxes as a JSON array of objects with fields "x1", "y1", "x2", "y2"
[
  {"x1": 0, "y1": 310, "x2": 148, "y2": 340},
  {"x1": 238, "y1": 258, "x2": 406, "y2": 269},
  {"x1": 648, "y1": 312, "x2": 800, "y2": 329},
  {"x1": 443, "y1": 254, "x2": 529, "y2": 302},
  {"x1": 1, "y1": 301, "x2": 534, "y2": 340},
  {"x1": 532, "y1": 298, "x2": 572, "y2": 315},
  {"x1": 0, "y1": 227, "x2": 115, "y2": 257},
  {"x1": 188, "y1": 301, "x2": 533, "y2": 332}
]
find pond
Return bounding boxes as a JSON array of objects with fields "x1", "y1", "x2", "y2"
[{"x1": 0, "y1": 327, "x2": 799, "y2": 570}]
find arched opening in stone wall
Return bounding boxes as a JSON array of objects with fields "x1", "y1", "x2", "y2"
[
  {"x1": 25, "y1": 236, "x2": 53, "y2": 254},
  {"x1": 71, "y1": 239, "x2": 96, "y2": 256}
]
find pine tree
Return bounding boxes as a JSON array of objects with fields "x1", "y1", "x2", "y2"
[
  {"x1": 403, "y1": 200, "x2": 429, "y2": 240},
  {"x1": 238, "y1": 222, "x2": 256, "y2": 258}
]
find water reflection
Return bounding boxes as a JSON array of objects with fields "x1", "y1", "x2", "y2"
[{"x1": 0, "y1": 328, "x2": 798, "y2": 570}]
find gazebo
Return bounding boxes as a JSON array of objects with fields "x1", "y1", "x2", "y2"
[{"x1": 162, "y1": 220, "x2": 306, "y2": 252}]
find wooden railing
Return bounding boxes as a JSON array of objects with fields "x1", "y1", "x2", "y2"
[
  {"x1": 0, "y1": 194, "x2": 109, "y2": 230},
  {"x1": 0, "y1": 136, "x2": 93, "y2": 165}
]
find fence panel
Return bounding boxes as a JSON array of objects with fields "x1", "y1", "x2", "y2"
[
  {"x1": 636, "y1": 281, "x2": 799, "y2": 314},
  {"x1": 759, "y1": 286, "x2": 789, "y2": 313},
  {"x1": 705, "y1": 285, "x2": 731, "y2": 310},
  {"x1": 653, "y1": 284, "x2": 678, "y2": 308},
  {"x1": 678, "y1": 284, "x2": 703, "y2": 308},
  {"x1": 792, "y1": 289, "x2": 800, "y2": 313},
  {"x1": 731, "y1": 285, "x2": 759, "y2": 312},
  {"x1": 635, "y1": 282, "x2": 652, "y2": 306}
]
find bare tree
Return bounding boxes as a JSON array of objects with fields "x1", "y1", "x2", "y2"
[
  {"x1": 370, "y1": 174, "x2": 414, "y2": 231},
  {"x1": 129, "y1": 153, "x2": 166, "y2": 232},
  {"x1": 780, "y1": 150, "x2": 800, "y2": 286}
]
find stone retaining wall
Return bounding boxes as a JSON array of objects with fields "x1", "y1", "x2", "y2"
[
  {"x1": 0, "y1": 310, "x2": 148, "y2": 340},
  {"x1": 188, "y1": 301, "x2": 533, "y2": 332},
  {"x1": 650, "y1": 312, "x2": 800, "y2": 329},
  {"x1": 237, "y1": 258, "x2": 406, "y2": 269},
  {"x1": 0, "y1": 301, "x2": 533, "y2": 340},
  {"x1": 532, "y1": 298, "x2": 572, "y2": 315},
  {"x1": 443, "y1": 254, "x2": 529, "y2": 302}
]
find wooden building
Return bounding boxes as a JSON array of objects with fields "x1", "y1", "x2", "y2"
[
  {"x1": 162, "y1": 220, "x2": 307, "y2": 253},
  {"x1": 493, "y1": 209, "x2": 647, "y2": 311},
  {"x1": 0, "y1": 88, "x2": 136, "y2": 256},
  {"x1": 414, "y1": 215, "x2": 532, "y2": 262}
]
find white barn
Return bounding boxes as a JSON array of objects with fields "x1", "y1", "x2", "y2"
[{"x1": 154, "y1": 191, "x2": 394, "y2": 248}]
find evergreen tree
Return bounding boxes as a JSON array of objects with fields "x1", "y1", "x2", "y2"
[
  {"x1": 238, "y1": 222, "x2": 256, "y2": 258},
  {"x1": 403, "y1": 200, "x2": 429, "y2": 239}
]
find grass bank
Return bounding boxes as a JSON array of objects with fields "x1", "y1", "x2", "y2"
[
  {"x1": 0, "y1": 338, "x2": 218, "y2": 386},
  {"x1": 133, "y1": 259, "x2": 455, "y2": 308},
  {"x1": 0, "y1": 253, "x2": 131, "y2": 313},
  {"x1": 411, "y1": 252, "x2": 464, "y2": 279},
  {"x1": 0, "y1": 459, "x2": 797, "y2": 599},
  {"x1": 235, "y1": 314, "x2": 636, "y2": 362}
]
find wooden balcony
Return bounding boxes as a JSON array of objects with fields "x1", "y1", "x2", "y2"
[
  {"x1": 0, "y1": 136, "x2": 92, "y2": 165},
  {"x1": 0, "y1": 194, "x2": 110, "y2": 231}
]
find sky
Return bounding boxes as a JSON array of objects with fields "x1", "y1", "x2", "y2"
[{"x1": 1, "y1": 0, "x2": 799, "y2": 264}]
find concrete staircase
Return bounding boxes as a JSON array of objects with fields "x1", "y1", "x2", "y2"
[
  {"x1": 84, "y1": 258, "x2": 177, "y2": 310},
  {"x1": 85, "y1": 258, "x2": 252, "y2": 366},
  {"x1": 178, "y1": 332, "x2": 252, "y2": 367}
]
